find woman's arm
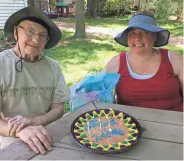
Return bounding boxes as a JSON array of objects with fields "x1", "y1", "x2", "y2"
[
  {"x1": 170, "y1": 51, "x2": 183, "y2": 94},
  {"x1": 105, "y1": 55, "x2": 120, "y2": 73}
]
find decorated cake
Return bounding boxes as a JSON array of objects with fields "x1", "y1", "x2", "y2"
[{"x1": 71, "y1": 109, "x2": 141, "y2": 153}]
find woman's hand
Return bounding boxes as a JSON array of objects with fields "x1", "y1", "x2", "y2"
[
  {"x1": 5, "y1": 115, "x2": 32, "y2": 136},
  {"x1": 16, "y1": 125, "x2": 52, "y2": 154}
]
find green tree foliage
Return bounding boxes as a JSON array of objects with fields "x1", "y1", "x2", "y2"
[
  {"x1": 154, "y1": 0, "x2": 172, "y2": 20},
  {"x1": 97, "y1": 0, "x2": 132, "y2": 10},
  {"x1": 140, "y1": 0, "x2": 183, "y2": 21},
  {"x1": 86, "y1": 0, "x2": 132, "y2": 18},
  {"x1": 174, "y1": 0, "x2": 183, "y2": 21}
]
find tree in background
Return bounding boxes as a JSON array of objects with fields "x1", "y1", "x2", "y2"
[
  {"x1": 139, "y1": 0, "x2": 183, "y2": 21},
  {"x1": 73, "y1": 0, "x2": 86, "y2": 38},
  {"x1": 86, "y1": 0, "x2": 132, "y2": 18},
  {"x1": 174, "y1": 0, "x2": 183, "y2": 21},
  {"x1": 49, "y1": 0, "x2": 57, "y2": 11},
  {"x1": 86, "y1": 0, "x2": 97, "y2": 18},
  {"x1": 27, "y1": 0, "x2": 35, "y2": 7},
  {"x1": 154, "y1": 0, "x2": 171, "y2": 20}
]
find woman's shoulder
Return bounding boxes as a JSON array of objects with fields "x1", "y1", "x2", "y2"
[
  {"x1": 168, "y1": 50, "x2": 183, "y2": 75},
  {"x1": 169, "y1": 50, "x2": 183, "y2": 60},
  {"x1": 106, "y1": 52, "x2": 126, "y2": 73}
]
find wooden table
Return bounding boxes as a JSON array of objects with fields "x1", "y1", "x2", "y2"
[{"x1": 0, "y1": 102, "x2": 183, "y2": 160}]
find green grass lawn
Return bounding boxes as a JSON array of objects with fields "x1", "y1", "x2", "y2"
[{"x1": 55, "y1": 15, "x2": 183, "y2": 36}]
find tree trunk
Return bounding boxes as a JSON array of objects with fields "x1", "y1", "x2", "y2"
[
  {"x1": 73, "y1": 0, "x2": 86, "y2": 38},
  {"x1": 176, "y1": 7, "x2": 182, "y2": 21},
  {"x1": 86, "y1": 0, "x2": 97, "y2": 18},
  {"x1": 39, "y1": 0, "x2": 41, "y2": 10},
  {"x1": 27, "y1": 0, "x2": 35, "y2": 7}
]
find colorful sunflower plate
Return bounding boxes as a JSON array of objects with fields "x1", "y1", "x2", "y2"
[{"x1": 71, "y1": 109, "x2": 142, "y2": 153}]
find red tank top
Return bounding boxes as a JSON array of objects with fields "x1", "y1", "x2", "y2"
[{"x1": 116, "y1": 49, "x2": 183, "y2": 112}]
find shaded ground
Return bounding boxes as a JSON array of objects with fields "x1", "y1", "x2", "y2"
[{"x1": 55, "y1": 21, "x2": 184, "y2": 48}]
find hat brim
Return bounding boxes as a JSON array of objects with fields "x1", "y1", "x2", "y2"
[
  {"x1": 114, "y1": 24, "x2": 170, "y2": 47},
  {"x1": 4, "y1": 7, "x2": 61, "y2": 49}
]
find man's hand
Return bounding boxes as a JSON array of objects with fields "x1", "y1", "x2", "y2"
[
  {"x1": 16, "y1": 125, "x2": 52, "y2": 154},
  {"x1": 5, "y1": 115, "x2": 32, "y2": 136}
]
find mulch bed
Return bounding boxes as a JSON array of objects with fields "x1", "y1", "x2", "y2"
[{"x1": 0, "y1": 40, "x2": 15, "y2": 52}]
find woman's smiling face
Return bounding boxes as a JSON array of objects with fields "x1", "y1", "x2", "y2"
[
  {"x1": 14, "y1": 20, "x2": 48, "y2": 57},
  {"x1": 127, "y1": 28, "x2": 157, "y2": 54}
]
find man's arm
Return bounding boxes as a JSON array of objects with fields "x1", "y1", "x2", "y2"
[
  {"x1": 29, "y1": 63, "x2": 70, "y2": 126},
  {"x1": 0, "y1": 92, "x2": 9, "y2": 136},
  {"x1": 0, "y1": 118, "x2": 9, "y2": 136},
  {"x1": 4, "y1": 102, "x2": 65, "y2": 135},
  {"x1": 31, "y1": 102, "x2": 65, "y2": 126}
]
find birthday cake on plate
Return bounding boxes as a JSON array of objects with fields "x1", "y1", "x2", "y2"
[{"x1": 72, "y1": 109, "x2": 141, "y2": 152}]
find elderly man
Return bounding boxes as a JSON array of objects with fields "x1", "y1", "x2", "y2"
[{"x1": 0, "y1": 7, "x2": 70, "y2": 154}]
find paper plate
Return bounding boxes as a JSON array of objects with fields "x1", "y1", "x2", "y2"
[{"x1": 71, "y1": 109, "x2": 142, "y2": 153}]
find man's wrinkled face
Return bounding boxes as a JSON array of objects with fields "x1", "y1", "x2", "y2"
[{"x1": 14, "y1": 20, "x2": 49, "y2": 58}]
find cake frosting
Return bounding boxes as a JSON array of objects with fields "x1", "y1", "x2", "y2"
[{"x1": 73, "y1": 109, "x2": 139, "y2": 152}]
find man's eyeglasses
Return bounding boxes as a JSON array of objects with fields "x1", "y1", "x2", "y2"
[{"x1": 17, "y1": 26, "x2": 49, "y2": 42}]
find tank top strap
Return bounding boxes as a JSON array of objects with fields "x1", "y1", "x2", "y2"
[
  {"x1": 118, "y1": 52, "x2": 129, "y2": 75},
  {"x1": 158, "y1": 48, "x2": 174, "y2": 74}
]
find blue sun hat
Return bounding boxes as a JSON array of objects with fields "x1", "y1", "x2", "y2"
[{"x1": 114, "y1": 13, "x2": 170, "y2": 47}]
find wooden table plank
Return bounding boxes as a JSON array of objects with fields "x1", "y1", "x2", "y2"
[
  {"x1": 0, "y1": 103, "x2": 96, "y2": 160},
  {"x1": 94, "y1": 102, "x2": 183, "y2": 125},
  {"x1": 138, "y1": 120, "x2": 183, "y2": 143},
  {"x1": 55, "y1": 134, "x2": 183, "y2": 160},
  {"x1": 31, "y1": 146, "x2": 132, "y2": 160},
  {"x1": 52, "y1": 142, "x2": 138, "y2": 160},
  {"x1": 0, "y1": 141, "x2": 37, "y2": 160}
]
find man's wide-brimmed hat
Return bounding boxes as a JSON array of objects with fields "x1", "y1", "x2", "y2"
[
  {"x1": 114, "y1": 14, "x2": 170, "y2": 47},
  {"x1": 4, "y1": 7, "x2": 61, "y2": 49}
]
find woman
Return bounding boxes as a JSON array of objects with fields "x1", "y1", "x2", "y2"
[
  {"x1": 106, "y1": 12, "x2": 183, "y2": 111},
  {"x1": 0, "y1": 7, "x2": 70, "y2": 154}
]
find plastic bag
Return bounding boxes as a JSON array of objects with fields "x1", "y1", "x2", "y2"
[{"x1": 69, "y1": 70, "x2": 120, "y2": 112}]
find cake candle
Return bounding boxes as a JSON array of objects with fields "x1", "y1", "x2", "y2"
[
  {"x1": 98, "y1": 118, "x2": 102, "y2": 130},
  {"x1": 87, "y1": 122, "x2": 90, "y2": 136},
  {"x1": 108, "y1": 119, "x2": 112, "y2": 132}
]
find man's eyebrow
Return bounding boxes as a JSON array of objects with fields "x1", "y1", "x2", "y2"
[
  {"x1": 39, "y1": 31, "x2": 48, "y2": 34},
  {"x1": 26, "y1": 27, "x2": 48, "y2": 34}
]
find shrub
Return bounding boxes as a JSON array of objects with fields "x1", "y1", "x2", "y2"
[
  {"x1": 154, "y1": 0, "x2": 172, "y2": 21},
  {"x1": 0, "y1": 30, "x2": 6, "y2": 40}
]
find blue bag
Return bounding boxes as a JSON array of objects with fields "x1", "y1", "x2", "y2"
[{"x1": 69, "y1": 70, "x2": 120, "y2": 112}]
